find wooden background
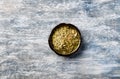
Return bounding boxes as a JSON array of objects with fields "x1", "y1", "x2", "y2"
[{"x1": 0, "y1": 0, "x2": 120, "y2": 79}]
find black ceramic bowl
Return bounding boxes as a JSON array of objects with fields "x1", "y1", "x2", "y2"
[{"x1": 48, "y1": 23, "x2": 82, "y2": 56}]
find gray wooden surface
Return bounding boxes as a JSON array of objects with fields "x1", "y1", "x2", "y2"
[{"x1": 0, "y1": 0, "x2": 120, "y2": 79}]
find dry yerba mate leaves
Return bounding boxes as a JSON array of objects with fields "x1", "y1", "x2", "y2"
[{"x1": 49, "y1": 23, "x2": 82, "y2": 56}]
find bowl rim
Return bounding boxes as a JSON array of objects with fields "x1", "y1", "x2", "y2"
[{"x1": 48, "y1": 23, "x2": 82, "y2": 56}]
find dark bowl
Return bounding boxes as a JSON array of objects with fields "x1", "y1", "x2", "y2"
[{"x1": 48, "y1": 23, "x2": 82, "y2": 56}]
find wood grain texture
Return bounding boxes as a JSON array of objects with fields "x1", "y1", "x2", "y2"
[{"x1": 0, "y1": 0, "x2": 120, "y2": 79}]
